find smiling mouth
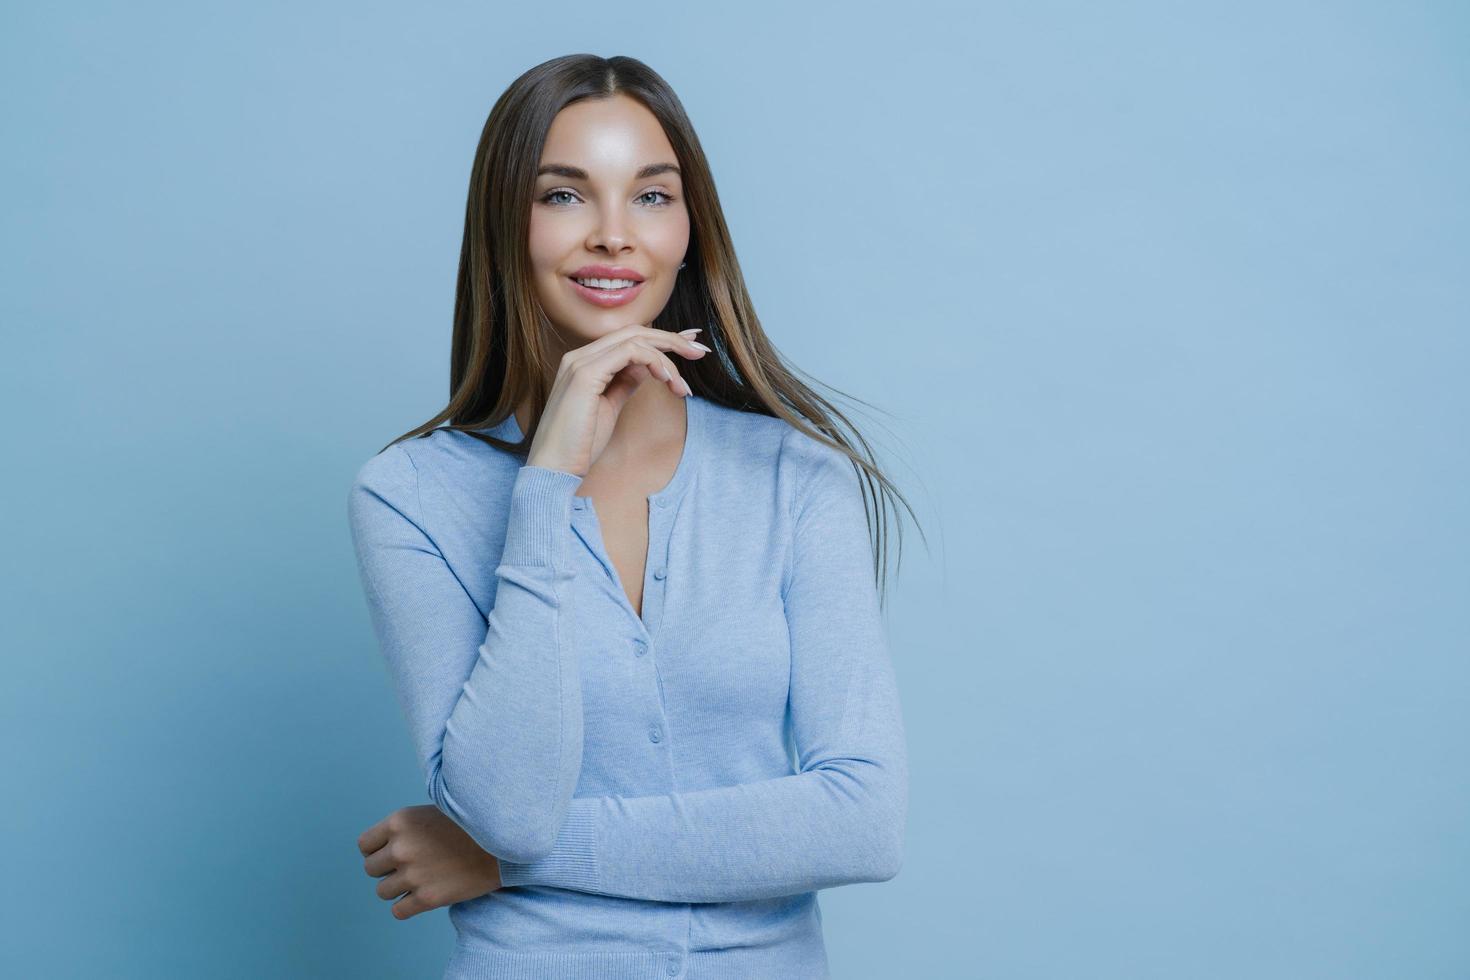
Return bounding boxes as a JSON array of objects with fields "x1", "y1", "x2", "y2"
[
  {"x1": 570, "y1": 276, "x2": 642, "y2": 290},
  {"x1": 565, "y1": 275, "x2": 646, "y2": 307}
]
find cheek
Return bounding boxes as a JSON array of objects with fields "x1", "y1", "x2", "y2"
[
  {"x1": 526, "y1": 215, "x2": 573, "y2": 275},
  {"x1": 647, "y1": 211, "x2": 692, "y2": 264}
]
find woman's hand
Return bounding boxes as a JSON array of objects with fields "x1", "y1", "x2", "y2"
[
  {"x1": 527, "y1": 324, "x2": 711, "y2": 475},
  {"x1": 357, "y1": 805, "x2": 503, "y2": 920}
]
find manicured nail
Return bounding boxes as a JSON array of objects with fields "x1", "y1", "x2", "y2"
[
  {"x1": 688, "y1": 340, "x2": 712, "y2": 352},
  {"x1": 679, "y1": 328, "x2": 702, "y2": 336}
]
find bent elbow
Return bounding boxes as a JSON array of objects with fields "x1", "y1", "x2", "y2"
[
  {"x1": 841, "y1": 811, "x2": 905, "y2": 886},
  {"x1": 867, "y1": 771, "x2": 908, "y2": 883},
  {"x1": 426, "y1": 764, "x2": 562, "y2": 865},
  {"x1": 477, "y1": 828, "x2": 558, "y2": 866},
  {"x1": 874, "y1": 828, "x2": 905, "y2": 882},
  {"x1": 834, "y1": 764, "x2": 907, "y2": 885},
  {"x1": 484, "y1": 820, "x2": 560, "y2": 866},
  {"x1": 859, "y1": 799, "x2": 905, "y2": 883}
]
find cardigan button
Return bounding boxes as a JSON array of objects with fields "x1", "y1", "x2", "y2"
[
  {"x1": 655, "y1": 497, "x2": 669, "y2": 508},
  {"x1": 648, "y1": 726, "x2": 662, "y2": 743},
  {"x1": 667, "y1": 957, "x2": 681, "y2": 975},
  {"x1": 653, "y1": 567, "x2": 666, "y2": 580},
  {"x1": 633, "y1": 639, "x2": 647, "y2": 657}
]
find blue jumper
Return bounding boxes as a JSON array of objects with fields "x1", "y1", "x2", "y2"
[{"x1": 347, "y1": 393, "x2": 908, "y2": 979}]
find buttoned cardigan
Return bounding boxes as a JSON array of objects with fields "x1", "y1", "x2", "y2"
[{"x1": 347, "y1": 392, "x2": 908, "y2": 979}]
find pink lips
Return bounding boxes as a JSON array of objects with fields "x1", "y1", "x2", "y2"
[
  {"x1": 567, "y1": 271, "x2": 647, "y2": 308},
  {"x1": 570, "y1": 264, "x2": 645, "y2": 281}
]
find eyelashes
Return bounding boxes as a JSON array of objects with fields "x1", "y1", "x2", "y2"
[{"x1": 539, "y1": 189, "x2": 677, "y2": 208}]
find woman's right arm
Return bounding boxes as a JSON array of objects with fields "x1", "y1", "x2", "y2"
[
  {"x1": 348, "y1": 325, "x2": 706, "y2": 865},
  {"x1": 347, "y1": 444, "x2": 587, "y2": 864}
]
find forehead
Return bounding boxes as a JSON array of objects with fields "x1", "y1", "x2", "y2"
[{"x1": 539, "y1": 94, "x2": 678, "y2": 179}]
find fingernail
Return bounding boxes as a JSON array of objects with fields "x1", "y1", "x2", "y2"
[
  {"x1": 689, "y1": 340, "x2": 712, "y2": 352},
  {"x1": 679, "y1": 328, "x2": 702, "y2": 336}
]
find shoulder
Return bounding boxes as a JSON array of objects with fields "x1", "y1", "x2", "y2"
[
  {"x1": 352, "y1": 427, "x2": 519, "y2": 495},
  {"x1": 349, "y1": 442, "x2": 414, "y2": 501},
  {"x1": 697, "y1": 397, "x2": 788, "y2": 451},
  {"x1": 695, "y1": 399, "x2": 849, "y2": 504},
  {"x1": 347, "y1": 426, "x2": 520, "y2": 528},
  {"x1": 778, "y1": 421, "x2": 849, "y2": 471},
  {"x1": 698, "y1": 398, "x2": 846, "y2": 471},
  {"x1": 346, "y1": 442, "x2": 421, "y2": 544},
  {"x1": 399, "y1": 425, "x2": 523, "y2": 477},
  {"x1": 777, "y1": 422, "x2": 863, "y2": 517}
]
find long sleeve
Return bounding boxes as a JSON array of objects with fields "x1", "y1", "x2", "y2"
[
  {"x1": 347, "y1": 445, "x2": 588, "y2": 864},
  {"x1": 496, "y1": 437, "x2": 909, "y2": 903}
]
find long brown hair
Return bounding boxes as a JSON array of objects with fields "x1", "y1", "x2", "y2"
[{"x1": 384, "y1": 54, "x2": 924, "y2": 604}]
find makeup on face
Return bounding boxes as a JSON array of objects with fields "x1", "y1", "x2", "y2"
[{"x1": 565, "y1": 263, "x2": 648, "y2": 308}]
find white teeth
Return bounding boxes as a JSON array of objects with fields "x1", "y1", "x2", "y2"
[{"x1": 575, "y1": 277, "x2": 638, "y2": 289}]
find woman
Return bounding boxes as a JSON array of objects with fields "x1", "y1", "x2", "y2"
[{"x1": 347, "y1": 54, "x2": 919, "y2": 979}]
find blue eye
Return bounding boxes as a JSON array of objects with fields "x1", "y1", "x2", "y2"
[{"x1": 538, "y1": 189, "x2": 677, "y2": 207}]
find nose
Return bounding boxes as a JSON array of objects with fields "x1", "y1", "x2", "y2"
[{"x1": 585, "y1": 201, "x2": 633, "y2": 253}]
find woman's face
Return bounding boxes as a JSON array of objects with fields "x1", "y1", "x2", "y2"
[{"x1": 529, "y1": 93, "x2": 691, "y2": 346}]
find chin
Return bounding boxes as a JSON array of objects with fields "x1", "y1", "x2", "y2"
[{"x1": 549, "y1": 309, "x2": 630, "y2": 342}]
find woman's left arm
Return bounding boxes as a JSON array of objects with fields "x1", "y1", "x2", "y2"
[{"x1": 496, "y1": 441, "x2": 909, "y2": 904}]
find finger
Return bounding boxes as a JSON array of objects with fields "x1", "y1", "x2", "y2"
[
  {"x1": 376, "y1": 869, "x2": 410, "y2": 901},
  {"x1": 628, "y1": 340, "x2": 690, "y2": 396},
  {"x1": 363, "y1": 844, "x2": 396, "y2": 878},
  {"x1": 558, "y1": 322, "x2": 653, "y2": 370},
  {"x1": 577, "y1": 337, "x2": 688, "y2": 398},
  {"x1": 663, "y1": 329, "x2": 711, "y2": 361},
  {"x1": 393, "y1": 891, "x2": 429, "y2": 920},
  {"x1": 595, "y1": 339, "x2": 672, "y2": 394},
  {"x1": 357, "y1": 816, "x2": 391, "y2": 856},
  {"x1": 562, "y1": 324, "x2": 706, "y2": 372},
  {"x1": 573, "y1": 337, "x2": 673, "y2": 390},
  {"x1": 642, "y1": 326, "x2": 711, "y2": 362}
]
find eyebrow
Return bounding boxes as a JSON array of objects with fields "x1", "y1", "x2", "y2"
[{"x1": 536, "y1": 162, "x2": 681, "y2": 181}]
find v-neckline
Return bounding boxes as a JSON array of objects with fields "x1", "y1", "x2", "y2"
[{"x1": 492, "y1": 394, "x2": 705, "y2": 636}]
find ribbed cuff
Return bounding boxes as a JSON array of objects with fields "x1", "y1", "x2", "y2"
[
  {"x1": 496, "y1": 797, "x2": 601, "y2": 891},
  {"x1": 499, "y1": 465, "x2": 584, "y2": 567}
]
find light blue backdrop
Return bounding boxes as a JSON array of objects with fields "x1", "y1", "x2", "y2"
[{"x1": 3, "y1": 1, "x2": 1466, "y2": 977}]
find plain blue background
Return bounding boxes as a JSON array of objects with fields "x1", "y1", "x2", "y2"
[{"x1": 3, "y1": 1, "x2": 1466, "y2": 977}]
